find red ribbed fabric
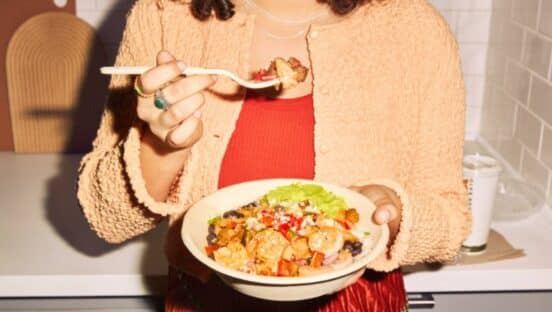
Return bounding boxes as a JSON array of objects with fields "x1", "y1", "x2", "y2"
[
  {"x1": 218, "y1": 93, "x2": 315, "y2": 188},
  {"x1": 167, "y1": 93, "x2": 406, "y2": 312}
]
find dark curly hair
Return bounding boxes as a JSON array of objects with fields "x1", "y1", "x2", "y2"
[{"x1": 188, "y1": 0, "x2": 368, "y2": 21}]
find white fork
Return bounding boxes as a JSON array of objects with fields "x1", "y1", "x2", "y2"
[{"x1": 100, "y1": 66, "x2": 280, "y2": 90}]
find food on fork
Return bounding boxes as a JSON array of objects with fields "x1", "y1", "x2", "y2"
[
  {"x1": 252, "y1": 57, "x2": 309, "y2": 90},
  {"x1": 204, "y1": 183, "x2": 371, "y2": 277}
]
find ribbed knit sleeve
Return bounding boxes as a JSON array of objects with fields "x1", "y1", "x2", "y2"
[
  {"x1": 77, "y1": 0, "x2": 174, "y2": 243},
  {"x1": 364, "y1": 14, "x2": 471, "y2": 271}
]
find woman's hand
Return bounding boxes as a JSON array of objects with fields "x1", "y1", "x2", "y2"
[
  {"x1": 136, "y1": 51, "x2": 216, "y2": 149},
  {"x1": 341, "y1": 184, "x2": 402, "y2": 289},
  {"x1": 350, "y1": 185, "x2": 402, "y2": 245}
]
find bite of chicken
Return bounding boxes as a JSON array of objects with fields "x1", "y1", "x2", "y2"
[{"x1": 252, "y1": 57, "x2": 309, "y2": 90}]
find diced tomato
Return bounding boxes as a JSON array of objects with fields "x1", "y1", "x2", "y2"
[
  {"x1": 252, "y1": 69, "x2": 266, "y2": 81},
  {"x1": 261, "y1": 215, "x2": 274, "y2": 226},
  {"x1": 205, "y1": 244, "x2": 219, "y2": 256},
  {"x1": 310, "y1": 251, "x2": 325, "y2": 268},
  {"x1": 336, "y1": 219, "x2": 352, "y2": 230},
  {"x1": 277, "y1": 260, "x2": 299, "y2": 277},
  {"x1": 278, "y1": 223, "x2": 291, "y2": 238},
  {"x1": 288, "y1": 216, "x2": 303, "y2": 229}
]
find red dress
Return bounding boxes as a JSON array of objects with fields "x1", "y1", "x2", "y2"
[{"x1": 167, "y1": 93, "x2": 407, "y2": 312}]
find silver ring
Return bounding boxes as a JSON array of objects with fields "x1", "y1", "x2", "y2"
[{"x1": 154, "y1": 90, "x2": 169, "y2": 110}]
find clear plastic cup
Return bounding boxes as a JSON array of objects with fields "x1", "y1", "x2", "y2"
[{"x1": 461, "y1": 154, "x2": 502, "y2": 255}]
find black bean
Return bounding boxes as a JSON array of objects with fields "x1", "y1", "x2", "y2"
[
  {"x1": 241, "y1": 201, "x2": 258, "y2": 208},
  {"x1": 352, "y1": 243, "x2": 363, "y2": 257},
  {"x1": 206, "y1": 232, "x2": 217, "y2": 244},
  {"x1": 223, "y1": 210, "x2": 244, "y2": 219},
  {"x1": 343, "y1": 241, "x2": 363, "y2": 257},
  {"x1": 343, "y1": 241, "x2": 354, "y2": 252}
]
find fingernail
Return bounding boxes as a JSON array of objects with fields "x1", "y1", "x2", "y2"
[
  {"x1": 378, "y1": 210, "x2": 390, "y2": 223},
  {"x1": 193, "y1": 110, "x2": 202, "y2": 119},
  {"x1": 176, "y1": 61, "x2": 187, "y2": 73}
]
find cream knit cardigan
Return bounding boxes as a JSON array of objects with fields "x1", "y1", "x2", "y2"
[{"x1": 77, "y1": 0, "x2": 471, "y2": 278}]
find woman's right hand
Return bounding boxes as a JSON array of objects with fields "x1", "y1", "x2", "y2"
[{"x1": 136, "y1": 50, "x2": 216, "y2": 149}]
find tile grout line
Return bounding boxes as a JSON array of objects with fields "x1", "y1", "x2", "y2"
[
  {"x1": 510, "y1": 93, "x2": 549, "y2": 134},
  {"x1": 520, "y1": 27, "x2": 528, "y2": 65},
  {"x1": 476, "y1": 136, "x2": 522, "y2": 179},
  {"x1": 512, "y1": 103, "x2": 519, "y2": 138},
  {"x1": 536, "y1": 0, "x2": 543, "y2": 33},
  {"x1": 548, "y1": 47, "x2": 552, "y2": 81},
  {"x1": 520, "y1": 144, "x2": 526, "y2": 174},
  {"x1": 526, "y1": 71, "x2": 533, "y2": 108},
  {"x1": 511, "y1": 19, "x2": 552, "y2": 42},
  {"x1": 538, "y1": 122, "x2": 544, "y2": 159},
  {"x1": 547, "y1": 173, "x2": 552, "y2": 198},
  {"x1": 521, "y1": 140, "x2": 552, "y2": 172},
  {"x1": 502, "y1": 56, "x2": 552, "y2": 124}
]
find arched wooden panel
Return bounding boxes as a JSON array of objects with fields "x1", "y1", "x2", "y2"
[
  {"x1": 7, "y1": 12, "x2": 107, "y2": 152},
  {"x1": 0, "y1": 0, "x2": 76, "y2": 151}
]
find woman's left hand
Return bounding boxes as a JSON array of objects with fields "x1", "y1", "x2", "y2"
[
  {"x1": 349, "y1": 184, "x2": 402, "y2": 244},
  {"x1": 341, "y1": 184, "x2": 403, "y2": 289}
]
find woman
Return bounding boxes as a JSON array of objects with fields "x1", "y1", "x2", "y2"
[{"x1": 77, "y1": 0, "x2": 471, "y2": 311}]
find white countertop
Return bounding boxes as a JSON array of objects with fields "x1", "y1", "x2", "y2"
[
  {"x1": 403, "y1": 209, "x2": 552, "y2": 292},
  {"x1": 1, "y1": 152, "x2": 551, "y2": 297}
]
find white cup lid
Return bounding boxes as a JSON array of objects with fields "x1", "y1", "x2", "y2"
[{"x1": 463, "y1": 154, "x2": 502, "y2": 176}]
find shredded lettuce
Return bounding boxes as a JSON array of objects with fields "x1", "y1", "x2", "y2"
[
  {"x1": 261, "y1": 183, "x2": 347, "y2": 218},
  {"x1": 208, "y1": 216, "x2": 221, "y2": 225}
]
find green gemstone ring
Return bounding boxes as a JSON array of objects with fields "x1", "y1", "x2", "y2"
[{"x1": 154, "y1": 90, "x2": 169, "y2": 110}]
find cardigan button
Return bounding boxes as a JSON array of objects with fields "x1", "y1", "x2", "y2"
[
  {"x1": 319, "y1": 144, "x2": 329, "y2": 154},
  {"x1": 309, "y1": 30, "x2": 319, "y2": 39}
]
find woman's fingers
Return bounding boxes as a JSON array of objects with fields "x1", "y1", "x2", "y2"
[
  {"x1": 373, "y1": 203, "x2": 401, "y2": 245},
  {"x1": 350, "y1": 184, "x2": 402, "y2": 243},
  {"x1": 134, "y1": 50, "x2": 215, "y2": 150},
  {"x1": 158, "y1": 92, "x2": 205, "y2": 128},
  {"x1": 157, "y1": 50, "x2": 175, "y2": 65},
  {"x1": 372, "y1": 203, "x2": 399, "y2": 225},
  {"x1": 166, "y1": 112, "x2": 203, "y2": 148},
  {"x1": 160, "y1": 74, "x2": 216, "y2": 105},
  {"x1": 139, "y1": 51, "x2": 183, "y2": 94},
  {"x1": 139, "y1": 61, "x2": 185, "y2": 94}
]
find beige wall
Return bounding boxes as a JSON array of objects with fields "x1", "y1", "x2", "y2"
[{"x1": 481, "y1": 0, "x2": 552, "y2": 204}]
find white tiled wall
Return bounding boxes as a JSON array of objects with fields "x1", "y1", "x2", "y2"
[
  {"x1": 76, "y1": 0, "x2": 134, "y2": 64},
  {"x1": 430, "y1": 0, "x2": 492, "y2": 140},
  {"x1": 480, "y1": 0, "x2": 552, "y2": 204}
]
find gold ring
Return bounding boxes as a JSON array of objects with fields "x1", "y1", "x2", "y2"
[{"x1": 134, "y1": 77, "x2": 154, "y2": 98}]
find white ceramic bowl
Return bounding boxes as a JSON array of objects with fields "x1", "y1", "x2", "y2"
[{"x1": 181, "y1": 179, "x2": 389, "y2": 301}]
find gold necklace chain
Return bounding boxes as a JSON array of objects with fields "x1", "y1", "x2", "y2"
[
  {"x1": 244, "y1": 0, "x2": 328, "y2": 25},
  {"x1": 258, "y1": 27, "x2": 308, "y2": 40}
]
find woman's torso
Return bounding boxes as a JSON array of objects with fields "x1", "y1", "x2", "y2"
[{"x1": 155, "y1": 0, "x2": 430, "y2": 206}]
